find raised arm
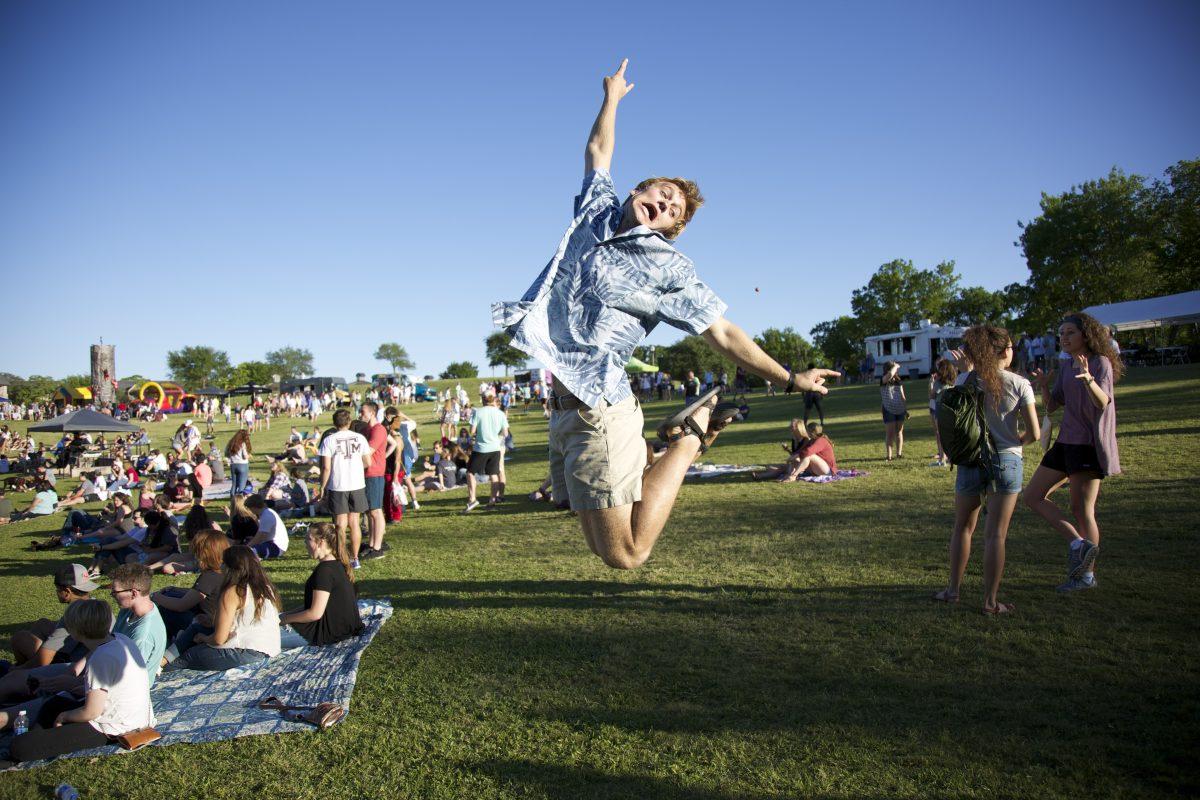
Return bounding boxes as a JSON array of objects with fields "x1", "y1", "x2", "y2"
[
  {"x1": 584, "y1": 58, "x2": 634, "y2": 176},
  {"x1": 702, "y1": 318, "x2": 840, "y2": 395}
]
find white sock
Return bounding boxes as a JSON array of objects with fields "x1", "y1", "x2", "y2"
[{"x1": 1083, "y1": 571, "x2": 1095, "y2": 582}]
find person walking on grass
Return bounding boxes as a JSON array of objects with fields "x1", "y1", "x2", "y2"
[
  {"x1": 880, "y1": 361, "x2": 907, "y2": 460},
  {"x1": 315, "y1": 409, "x2": 372, "y2": 570},
  {"x1": 492, "y1": 58, "x2": 836, "y2": 569},
  {"x1": 933, "y1": 325, "x2": 1039, "y2": 614},
  {"x1": 462, "y1": 391, "x2": 508, "y2": 513},
  {"x1": 1025, "y1": 312, "x2": 1122, "y2": 592}
]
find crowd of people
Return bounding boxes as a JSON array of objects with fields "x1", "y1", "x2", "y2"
[{"x1": 0, "y1": 298, "x2": 1130, "y2": 765}]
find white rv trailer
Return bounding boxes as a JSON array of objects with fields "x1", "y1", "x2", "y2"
[{"x1": 864, "y1": 320, "x2": 966, "y2": 378}]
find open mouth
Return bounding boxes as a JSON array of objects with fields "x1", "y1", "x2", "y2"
[{"x1": 640, "y1": 202, "x2": 659, "y2": 224}]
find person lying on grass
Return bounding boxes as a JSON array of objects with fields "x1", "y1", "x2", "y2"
[
  {"x1": 162, "y1": 545, "x2": 281, "y2": 672},
  {"x1": 0, "y1": 599, "x2": 156, "y2": 767},
  {"x1": 752, "y1": 420, "x2": 837, "y2": 481},
  {"x1": 278, "y1": 523, "x2": 365, "y2": 648}
]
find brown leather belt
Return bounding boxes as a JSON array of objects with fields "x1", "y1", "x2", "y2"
[{"x1": 547, "y1": 393, "x2": 586, "y2": 412}]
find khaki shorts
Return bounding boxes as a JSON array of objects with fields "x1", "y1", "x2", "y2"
[{"x1": 549, "y1": 395, "x2": 646, "y2": 511}]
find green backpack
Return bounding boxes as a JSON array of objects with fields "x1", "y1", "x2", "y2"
[{"x1": 935, "y1": 374, "x2": 995, "y2": 470}]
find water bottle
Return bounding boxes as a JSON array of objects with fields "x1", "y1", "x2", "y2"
[
  {"x1": 13, "y1": 709, "x2": 27, "y2": 737},
  {"x1": 56, "y1": 785, "x2": 80, "y2": 800}
]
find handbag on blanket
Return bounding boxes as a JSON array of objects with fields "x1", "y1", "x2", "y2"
[
  {"x1": 114, "y1": 727, "x2": 161, "y2": 750},
  {"x1": 257, "y1": 696, "x2": 346, "y2": 730}
]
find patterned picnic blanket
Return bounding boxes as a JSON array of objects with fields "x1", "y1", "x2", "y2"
[
  {"x1": 3, "y1": 598, "x2": 392, "y2": 770},
  {"x1": 684, "y1": 464, "x2": 869, "y2": 483}
]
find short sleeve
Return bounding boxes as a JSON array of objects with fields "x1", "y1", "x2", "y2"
[
  {"x1": 1017, "y1": 377, "x2": 1036, "y2": 408},
  {"x1": 313, "y1": 562, "x2": 339, "y2": 593},
  {"x1": 318, "y1": 437, "x2": 333, "y2": 458},
  {"x1": 654, "y1": 273, "x2": 728, "y2": 336},
  {"x1": 575, "y1": 170, "x2": 623, "y2": 243},
  {"x1": 1092, "y1": 356, "x2": 1113, "y2": 391},
  {"x1": 86, "y1": 648, "x2": 118, "y2": 693},
  {"x1": 42, "y1": 623, "x2": 72, "y2": 654}
]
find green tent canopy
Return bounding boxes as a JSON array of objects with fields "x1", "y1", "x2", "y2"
[{"x1": 624, "y1": 356, "x2": 659, "y2": 374}]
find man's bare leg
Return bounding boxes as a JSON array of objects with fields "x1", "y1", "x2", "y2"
[
  {"x1": 367, "y1": 508, "x2": 386, "y2": 551},
  {"x1": 579, "y1": 403, "x2": 711, "y2": 569}
]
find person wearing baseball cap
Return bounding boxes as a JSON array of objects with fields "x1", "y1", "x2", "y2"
[{"x1": 2, "y1": 565, "x2": 96, "y2": 682}]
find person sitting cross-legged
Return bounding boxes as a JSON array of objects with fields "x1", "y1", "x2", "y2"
[{"x1": 279, "y1": 523, "x2": 365, "y2": 648}]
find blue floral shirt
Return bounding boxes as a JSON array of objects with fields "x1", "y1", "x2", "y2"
[{"x1": 492, "y1": 170, "x2": 726, "y2": 408}]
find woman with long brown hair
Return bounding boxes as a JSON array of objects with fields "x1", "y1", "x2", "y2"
[
  {"x1": 279, "y1": 522, "x2": 364, "y2": 647},
  {"x1": 1024, "y1": 311, "x2": 1122, "y2": 592},
  {"x1": 934, "y1": 324, "x2": 1039, "y2": 614},
  {"x1": 164, "y1": 545, "x2": 281, "y2": 671},
  {"x1": 225, "y1": 429, "x2": 253, "y2": 497},
  {"x1": 153, "y1": 528, "x2": 230, "y2": 649}
]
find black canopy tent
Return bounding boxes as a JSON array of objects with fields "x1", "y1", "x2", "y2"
[
  {"x1": 28, "y1": 408, "x2": 141, "y2": 433},
  {"x1": 193, "y1": 386, "x2": 229, "y2": 397}
]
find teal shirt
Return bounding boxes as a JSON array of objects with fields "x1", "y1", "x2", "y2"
[
  {"x1": 114, "y1": 606, "x2": 167, "y2": 686},
  {"x1": 472, "y1": 406, "x2": 509, "y2": 453}
]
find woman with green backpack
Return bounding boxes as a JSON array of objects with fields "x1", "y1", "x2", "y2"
[{"x1": 933, "y1": 325, "x2": 1040, "y2": 615}]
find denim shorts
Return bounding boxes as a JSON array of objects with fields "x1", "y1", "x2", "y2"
[{"x1": 955, "y1": 451, "x2": 1023, "y2": 495}]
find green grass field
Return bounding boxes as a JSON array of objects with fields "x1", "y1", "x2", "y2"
[{"x1": 1, "y1": 366, "x2": 1197, "y2": 799}]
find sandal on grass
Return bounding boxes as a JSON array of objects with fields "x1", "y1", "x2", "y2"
[{"x1": 982, "y1": 602, "x2": 1015, "y2": 615}]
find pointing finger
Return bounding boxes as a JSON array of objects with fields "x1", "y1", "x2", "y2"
[{"x1": 615, "y1": 58, "x2": 628, "y2": 76}]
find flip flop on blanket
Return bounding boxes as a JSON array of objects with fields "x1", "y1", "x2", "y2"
[{"x1": 257, "y1": 696, "x2": 346, "y2": 730}]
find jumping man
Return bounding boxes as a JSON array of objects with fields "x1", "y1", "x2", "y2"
[{"x1": 493, "y1": 59, "x2": 837, "y2": 569}]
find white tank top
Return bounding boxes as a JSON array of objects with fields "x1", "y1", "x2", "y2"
[{"x1": 218, "y1": 587, "x2": 281, "y2": 657}]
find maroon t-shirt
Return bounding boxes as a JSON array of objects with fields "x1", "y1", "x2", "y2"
[
  {"x1": 798, "y1": 436, "x2": 837, "y2": 473},
  {"x1": 365, "y1": 423, "x2": 388, "y2": 479}
]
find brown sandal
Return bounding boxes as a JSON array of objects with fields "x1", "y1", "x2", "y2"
[{"x1": 258, "y1": 696, "x2": 346, "y2": 729}]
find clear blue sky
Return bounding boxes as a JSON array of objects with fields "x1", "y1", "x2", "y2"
[{"x1": 2, "y1": 0, "x2": 1197, "y2": 382}]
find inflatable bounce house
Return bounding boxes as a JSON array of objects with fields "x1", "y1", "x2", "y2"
[{"x1": 128, "y1": 380, "x2": 193, "y2": 412}]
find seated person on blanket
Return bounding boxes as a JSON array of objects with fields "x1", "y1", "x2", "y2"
[
  {"x1": 279, "y1": 522, "x2": 365, "y2": 648},
  {"x1": 491, "y1": 58, "x2": 836, "y2": 568},
  {"x1": 225, "y1": 492, "x2": 261, "y2": 544},
  {"x1": 163, "y1": 545, "x2": 281, "y2": 671},
  {"x1": 154, "y1": 530, "x2": 229, "y2": 657},
  {"x1": 4, "y1": 565, "x2": 95, "y2": 674},
  {"x1": 243, "y1": 494, "x2": 289, "y2": 560},
  {"x1": 55, "y1": 471, "x2": 109, "y2": 509},
  {"x1": 753, "y1": 421, "x2": 838, "y2": 481},
  {"x1": 0, "y1": 599, "x2": 156, "y2": 767},
  {"x1": 153, "y1": 503, "x2": 223, "y2": 576}
]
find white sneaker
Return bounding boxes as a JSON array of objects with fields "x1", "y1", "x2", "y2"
[
  {"x1": 462, "y1": 500, "x2": 480, "y2": 514},
  {"x1": 411, "y1": 499, "x2": 420, "y2": 511}
]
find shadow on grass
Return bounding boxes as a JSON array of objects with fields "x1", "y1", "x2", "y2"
[{"x1": 464, "y1": 758, "x2": 780, "y2": 800}]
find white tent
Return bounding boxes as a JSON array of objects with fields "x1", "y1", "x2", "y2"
[{"x1": 1083, "y1": 290, "x2": 1200, "y2": 332}]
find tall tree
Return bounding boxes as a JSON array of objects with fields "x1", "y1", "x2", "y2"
[
  {"x1": 1017, "y1": 167, "x2": 1160, "y2": 331},
  {"x1": 1151, "y1": 158, "x2": 1200, "y2": 295},
  {"x1": 440, "y1": 361, "x2": 479, "y2": 379},
  {"x1": 850, "y1": 259, "x2": 961, "y2": 333},
  {"x1": 166, "y1": 346, "x2": 232, "y2": 388},
  {"x1": 9, "y1": 375, "x2": 58, "y2": 405},
  {"x1": 485, "y1": 332, "x2": 527, "y2": 376},
  {"x1": 229, "y1": 361, "x2": 274, "y2": 387},
  {"x1": 809, "y1": 316, "x2": 866, "y2": 366},
  {"x1": 265, "y1": 346, "x2": 314, "y2": 380},
  {"x1": 656, "y1": 335, "x2": 733, "y2": 380},
  {"x1": 753, "y1": 327, "x2": 823, "y2": 370},
  {"x1": 373, "y1": 343, "x2": 415, "y2": 375}
]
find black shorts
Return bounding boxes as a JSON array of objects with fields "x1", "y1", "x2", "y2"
[
  {"x1": 328, "y1": 488, "x2": 368, "y2": 515},
  {"x1": 468, "y1": 450, "x2": 501, "y2": 477},
  {"x1": 1040, "y1": 442, "x2": 1104, "y2": 478}
]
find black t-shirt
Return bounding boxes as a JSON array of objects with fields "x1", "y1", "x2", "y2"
[{"x1": 292, "y1": 560, "x2": 364, "y2": 646}]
